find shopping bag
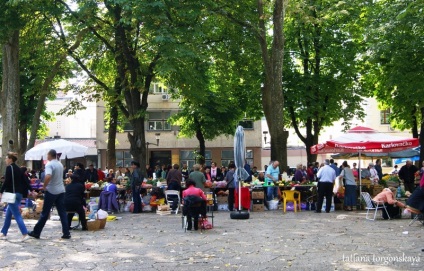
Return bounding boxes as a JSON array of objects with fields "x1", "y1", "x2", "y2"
[{"x1": 1, "y1": 192, "x2": 16, "y2": 204}]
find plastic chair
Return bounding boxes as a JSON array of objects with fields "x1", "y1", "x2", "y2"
[
  {"x1": 165, "y1": 190, "x2": 180, "y2": 215},
  {"x1": 282, "y1": 190, "x2": 301, "y2": 213},
  {"x1": 361, "y1": 192, "x2": 390, "y2": 220}
]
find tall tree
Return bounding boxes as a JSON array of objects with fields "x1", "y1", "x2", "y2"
[
  {"x1": 212, "y1": 0, "x2": 289, "y2": 169},
  {"x1": 283, "y1": 0, "x2": 368, "y2": 163},
  {"x1": 56, "y1": 0, "x2": 212, "y2": 173},
  {"x1": 364, "y1": 0, "x2": 424, "y2": 162}
]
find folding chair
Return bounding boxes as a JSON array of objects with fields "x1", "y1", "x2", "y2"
[
  {"x1": 165, "y1": 190, "x2": 180, "y2": 215},
  {"x1": 405, "y1": 206, "x2": 424, "y2": 226},
  {"x1": 361, "y1": 192, "x2": 390, "y2": 220}
]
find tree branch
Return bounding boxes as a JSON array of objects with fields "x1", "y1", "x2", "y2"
[{"x1": 57, "y1": 0, "x2": 115, "y2": 53}]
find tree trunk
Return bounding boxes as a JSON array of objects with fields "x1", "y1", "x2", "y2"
[
  {"x1": 195, "y1": 118, "x2": 206, "y2": 165},
  {"x1": 419, "y1": 107, "x2": 424, "y2": 165},
  {"x1": 106, "y1": 102, "x2": 118, "y2": 170},
  {"x1": 1, "y1": 30, "x2": 20, "y2": 171},
  {"x1": 18, "y1": 119, "x2": 28, "y2": 163},
  {"x1": 411, "y1": 106, "x2": 418, "y2": 138},
  {"x1": 127, "y1": 115, "x2": 147, "y2": 176},
  {"x1": 257, "y1": 0, "x2": 288, "y2": 170}
]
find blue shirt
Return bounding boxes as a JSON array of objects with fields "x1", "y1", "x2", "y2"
[
  {"x1": 265, "y1": 165, "x2": 280, "y2": 186},
  {"x1": 317, "y1": 165, "x2": 336, "y2": 183},
  {"x1": 104, "y1": 182, "x2": 117, "y2": 193},
  {"x1": 330, "y1": 164, "x2": 340, "y2": 176}
]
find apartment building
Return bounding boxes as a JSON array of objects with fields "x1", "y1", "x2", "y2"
[{"x1": 96, "y1": 83, "x2": 263, "y2": 169}]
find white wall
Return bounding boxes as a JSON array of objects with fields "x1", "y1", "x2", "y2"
[{"x1": 45, "y1": 95, "x2": 97, "y2": 139}]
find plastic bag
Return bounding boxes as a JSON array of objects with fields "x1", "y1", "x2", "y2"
[{"x1": 97, "y1": 209, "x2": 108, "y2": 219}]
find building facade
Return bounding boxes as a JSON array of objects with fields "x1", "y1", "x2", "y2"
[{"x1": 96, "y1": 85, "x2": 263, "y2": 169}]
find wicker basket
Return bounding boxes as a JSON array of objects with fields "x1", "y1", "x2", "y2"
[
  {"x1": 98, "y1": 218, "x2": 107, "y2": 229},
  {"x1": 87, "y1": 219, "x2": 101, "y2": 231}
]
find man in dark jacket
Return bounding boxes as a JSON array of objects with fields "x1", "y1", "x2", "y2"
[
  {"x1": 166, "y1": 164, "x2": 182, "y2": 190},
  {"x1": 130, "y1": 161, "x2": 144, "y2": 213},
  {"x1": 85, "y1": 164, "x2": 98, "y2": 183},
  {"x1": 398, "y1": 160, "x2": 418, "y2": 193}
]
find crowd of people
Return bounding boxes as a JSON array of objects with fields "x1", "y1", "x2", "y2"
[{"x1": 2, "y1": 151, "x2": 424, "y2": 239}]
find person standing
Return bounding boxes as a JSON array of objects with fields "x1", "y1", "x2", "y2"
[
  {"x1": 398, "y1": 160, "x2": 419, "y2": 193},
  {"x1": 29, "y1": 149, "x2": 71, "y2": 239},
  {"x1": 97, "y1": 167, "x2": 105, "y2": 182},
  {"x1": 210, "y1": 162, "x2": 222, "y2": 181},
  {"x1": 375, "y1": 159, "x2": 383, "y2": 181},
  {"x1": 265, "y1": 161, "x2": 280, "y2": 201},
  {"x1": 85, "y1": 164, "x2": 98, "y2": 183},
  {"x1": 329, "y1": 159, "x2": 340, "y2": 176},
  {"x1": 225, "y1": 163, "x2": 236, "y2": 211},
  {"x1": 0, "y1": 152, "x2": 31, "y2": 242},
  {"x1": 166, "y1": 164, "x2": 182, "y2": 190},
  {"x1": 130, "y1": 161, "x2": 144, "y2": 213},
  {"x1": 339, "y1": 161, "x2": 357, "y2": 211},
  {"x1": 189, "y1": 164, "x2": 206, "y2": 189},
  {"x1": 181, "y1": 164, "x2": 189, "y2": 180},
  {"x1": 74, "y1": 163, "x2": 86, "y2": 184},
  {"x1": 369, "y1": 163, "x2": 380, "y2": 185},
  {"x1": 316, "y1": 159, "x2": 336, "y2": 213}
]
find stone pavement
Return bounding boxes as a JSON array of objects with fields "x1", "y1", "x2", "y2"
[{"x1": 0, "y1": 209, "x2": 423, "y2": 271}]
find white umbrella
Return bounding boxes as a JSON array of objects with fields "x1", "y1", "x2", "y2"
[{"x1": 25, "y1": 139, "x2": 88, "y2": 160}]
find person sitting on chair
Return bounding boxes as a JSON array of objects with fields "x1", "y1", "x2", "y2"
[
  {"x1": 98, "y1": 177, "x2": 119, "y2": 213},
  {"x1": 182, "y1": 179, "x2": 206, "y2": 231},
  {"x1": 373, "y1": 187, "x2": 406, "y2": 219},
  {"x1": 373, "y1": 187, "x2": 406, "y2": 208},
  {"x1": 65, "y1": 174, "x2": 88, "y2": 231}
]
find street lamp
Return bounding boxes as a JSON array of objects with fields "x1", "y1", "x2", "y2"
[
  {"x1": 146, "y1": 133, "x2": 161, "y2": 167},
  {"x1": 263, "y1": 131, "x2": 269, "y2": 145}
]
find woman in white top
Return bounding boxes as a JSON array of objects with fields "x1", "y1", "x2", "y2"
[
  {"x1": 339, "y1": 161, "x2": 357, "y2": 211},
  {"x1": 369, "y1": 163, "x2": 379, "y2": 185}
]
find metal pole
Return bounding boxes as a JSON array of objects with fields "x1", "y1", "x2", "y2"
[{"x1": 146, "y1": 143, "x2": 149, "y2": 168}]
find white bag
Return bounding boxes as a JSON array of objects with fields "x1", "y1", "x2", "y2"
[
  {"x1": 1, "y1": 165, "x2": 17, "y2": 204},
  {"x1": 1, "y1": 192, "x2": 16, "y2": 204},
  {"x1": 97, "y1": 209, "x2": 108, "y2": 219}
]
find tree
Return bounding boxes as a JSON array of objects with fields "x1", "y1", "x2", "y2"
[
  {"x1": 55, "y1": 0, "x2": 213, "y2": 173},
  {"x1": 283, "y1": 0, "x2": 368, "y2": 163},
  {"x1": 212, "y1": 0, "x2": 289, "y2": 169},
  {"x1": 364, "y1": 0, "x2": 424, "y2": 162},
  {"x1": 168, "y1": 16, "x2": 263, "y2": 161},
  {"x1": 0, "y1": 1, "x2": 24, "y2": 167}
]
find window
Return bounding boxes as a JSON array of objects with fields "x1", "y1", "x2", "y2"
[
  {"x1": 239, "y1": 120, "x2": 254, "y2": 130},
  {"x1": 221, "y1": 150, "x2": 234, "y2": 167},
  {"x1": 380, "y1": 109, "x2": 391, "y2": 124},
  {"x1": 148, "y1": 111, "x2": 171, "y2": 131},
  {"x1": 116, "y1": 151, "x2": 133, "y2": 168},
  {"x1": 149, "y1": 83, "x2": 167, "y2": 94},
  {"x1": 180, "y1": 150, "x2": 212, "y2": 168}
]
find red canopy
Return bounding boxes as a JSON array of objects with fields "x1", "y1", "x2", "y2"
[{"x1": 311, "y1": 126, "x2": 419, "y2": 154}]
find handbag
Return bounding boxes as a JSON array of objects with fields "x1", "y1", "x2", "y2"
[{"x1": 1, "y1": 165, "x2": 16, "y2": 204}]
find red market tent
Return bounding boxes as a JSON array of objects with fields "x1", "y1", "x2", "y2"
[
  {"x1": 311, "y1": 126, "x2": 419, "y2": 154},
  {"x1": 310, "y1": 126, "x2": 419, "y2": 195}
]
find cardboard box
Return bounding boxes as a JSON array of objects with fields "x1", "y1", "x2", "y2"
[
  {"x1": 252, "y1": 199, "x2": 264, "y2": 205},
  {"x1": 252, "y1": 204, "x2": 264, "y2": 212},
  {"x1": 251, "y1": 191, "x2": 264, "y2": 199}
]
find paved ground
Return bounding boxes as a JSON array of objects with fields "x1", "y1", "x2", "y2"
[{"x1": 0, "y1": 209, "x2": 423, "y2": 271}]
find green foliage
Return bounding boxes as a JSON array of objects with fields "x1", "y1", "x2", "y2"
[
  {"x1": 282, "y1": 0, "x2": 369, "y2": 157},
  {"x1": 363, "y1": 0, "x2": 424, "y2": 132}
]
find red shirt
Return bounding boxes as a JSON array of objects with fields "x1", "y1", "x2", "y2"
[
  {"x1": 98, "y1": 169, "x2": 105, "y2": 181},
  {"x1": 182, "y1": 186, "x2": 206, "y2": 201}
]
